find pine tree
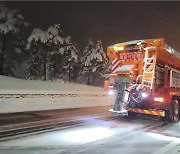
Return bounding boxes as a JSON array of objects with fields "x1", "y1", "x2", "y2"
[
  {"x1": 93, "y1": 39, "x2": 109, "y2": 83},
  {"x1": 27, "y1": 24, "x2": 65, "y2": 80},
  {"x1": 80, "y1": 37, "x2": 95, "y2": 85},
  {"x1": 47, "y1": 48, "x2": 64, "y2": 80},
  {"x1": 81, "y1": 38, "x2": 109, "y2": 85},
  {"x1": 0, "y1": 4, "x2": 28, "y2": 75},
  {"x1": 26, "y1": 28, "x2": 47, "y2": 80},
  {"x1": 26, "y1": 53, "x2": 42, "y2": 80},
  {"x1": 62, "y1": 36, "x2": 78, "y2": 82},
  {"x1": 3, "y1": 53, "x2": 16, "y2": 76}
]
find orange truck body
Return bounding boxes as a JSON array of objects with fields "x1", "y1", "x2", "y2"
[{"x1": 106, "y1": 38, "x2": 180, "y2": 122}]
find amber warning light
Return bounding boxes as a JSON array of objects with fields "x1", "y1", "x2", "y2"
[{"x1": 114, "y1": 45, "x2": 124, "y2": 51}]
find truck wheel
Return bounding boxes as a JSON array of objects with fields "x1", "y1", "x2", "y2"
[
  {"x1": 167, "y1": 99, "x2": 179, "y2": 123},
  {"x1": 127, "y1": 111, "x2": 137, "y2": 119}
]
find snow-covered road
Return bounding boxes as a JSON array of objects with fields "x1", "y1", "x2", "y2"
[
  {"x1": 0, "y1": 76, "x2": 179, "y2": 154},
  {"x1": 0, "y1": 108, "x2": 179, "y2": 154}
]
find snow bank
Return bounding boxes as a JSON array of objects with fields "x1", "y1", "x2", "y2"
[
  {"x1": 0, "y1": 75, "x2": 102, "y2": 91},
  {"x1": 0, "y1": 95, "x2": 114, "y2": 113},
  {"x1": 0, "y1": 76, "x2": 115, "y2": 113}
]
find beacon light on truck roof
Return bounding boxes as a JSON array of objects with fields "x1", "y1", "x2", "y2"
[
  {"x1": 114, "y1": 45, "x2": 124, "y2": 51},
  {"x1": 151, "y1": 39, "x2": 161, "y2": 47}
]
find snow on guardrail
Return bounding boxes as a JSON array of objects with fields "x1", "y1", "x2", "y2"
[
  {"x1": 0, "y1": 76, "x2": 115, "y2": 113},
  {"x1": 0, "y1": 90, "x2": 115, "y2": 113}
]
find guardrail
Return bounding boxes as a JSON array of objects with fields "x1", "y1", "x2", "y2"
[{"x1": 0, "y1": 90, "x2": 115, "y2": 113}]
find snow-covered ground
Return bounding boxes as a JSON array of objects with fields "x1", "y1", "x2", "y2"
[
  {"x1": 0, "y1": 75, "x2": 103, "y2": 91},
  {"x1": 0, "y1": 76, "x2": 114, "y2": 113}
]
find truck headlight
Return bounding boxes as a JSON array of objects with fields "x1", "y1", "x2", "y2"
[
  {"x1": 141, "y1": 92, "x2": 148, "y2": 98},
  {"x1": 108, "y1": 90, "x2": 115, "y2": 96}
]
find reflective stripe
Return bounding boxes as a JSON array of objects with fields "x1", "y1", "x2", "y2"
[
  {"x1": 152, "y1": 110, "x2": 158, "y2": 116},
  {"x1": 112, "y1": 58, "x2": 120, "y2": 73},
  {"x1": 112, "y1": 58, "x2": 119, "y2": 65},
  {"x1": 112, "y1": 60, "x2": 120, "y2": 70},
  {"x1": 126, "y1": 107, "x2": 165, "y2": 117}
]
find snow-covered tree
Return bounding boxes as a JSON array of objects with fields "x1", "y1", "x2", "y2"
[
  {"x1": 62, "y1": 36, "x2": 78, "y2": 82},
  {"x1": 92, "y1": 39, "x2": 109, "y2": 84},
  {"x1": 26, "y1": 53, "x2": 42, "y2": 80},
  {"x1": 47, "y1": 47, "x2": 64, "y2": 80},
  {"x1": 80, "y1": 37, "x2": 94, "y2": 85},
  {"x1": 26, "y1": 28, "x2": 46, "y2": 80},
  {"x1": 27, "y1": 24, "x2": 65, "y2": 80},
  {"x1": 3, "y1": 53, "x2": 16, "y2": 76},
  {"x1": 0, "y1": 4, "x2": 28, "y2": 75},
  {"x1": 81, "y1": 38, "x2": 109, "y2": 85}
]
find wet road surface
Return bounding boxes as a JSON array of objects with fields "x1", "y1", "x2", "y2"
[{"x1": 0, "y1": 106, "x2": 179, "y2": 154}]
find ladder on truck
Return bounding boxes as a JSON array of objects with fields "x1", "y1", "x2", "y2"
[{"x1": 142, "y1": 47, "x2": 158, "y2": 91}]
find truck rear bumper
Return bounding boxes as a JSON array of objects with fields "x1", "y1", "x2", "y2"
[
  {"x1": 126, "y1": 107, "x2": 165, "y2": 117},
  {"x1": 109, "y1": 108, "x2": 165, "y2": 117}
]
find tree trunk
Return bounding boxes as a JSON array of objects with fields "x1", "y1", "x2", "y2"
[
  {"x1": 43, "y1": 50, "x2": 47, "y2": 81},
  {"x1": 92, "y1": 74, "x2": 96, "y2": 85},
  {"x1": 68, "y1": 64, "x2": 71, "y2": 82},
  {"x1": 87, "y1": 70, "x2": 91, "y2": 85},
  {"x1": 53, "y1": 70, "x2": 55, "y2": 80},
  {"x1": 7, "y1": 63, "x2": 9, "y2": 76},
  {"x1": 73, "y1": 65, "x2": 76, "y2": 83},
  {"x1": 53, "y1": 64, "x2": 56, "y2": 79},
  {"x1": 0, "y1": 34, "x2": 6, "y2": 75}
]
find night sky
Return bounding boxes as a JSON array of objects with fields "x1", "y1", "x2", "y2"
[{"x1": 5, "y1": 1, "x2": 180, "y2": 52}]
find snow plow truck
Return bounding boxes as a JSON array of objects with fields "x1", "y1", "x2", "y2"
[{"x1": 105, "y1": 38, "x2": 180, "y2": 122}]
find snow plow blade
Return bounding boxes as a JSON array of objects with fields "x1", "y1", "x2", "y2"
[{"x1": 126, "y1": 107, "x2": 165, "y2": 117}]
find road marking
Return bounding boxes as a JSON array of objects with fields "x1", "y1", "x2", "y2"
[{"x1": 153, "y1": 139, "x2": 180, "y2": 154}]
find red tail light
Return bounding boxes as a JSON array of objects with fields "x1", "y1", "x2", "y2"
[{"x1": 154, "y1": 97, "x2": 164, "y2": 102}]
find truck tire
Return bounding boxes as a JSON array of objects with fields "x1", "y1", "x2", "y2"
[
  {"x1": 127, "y1": 111, "x2": 137, "y2": 119},
  {"x1": 166, "y1": 99, "x2": 179, "y2": 123}
]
